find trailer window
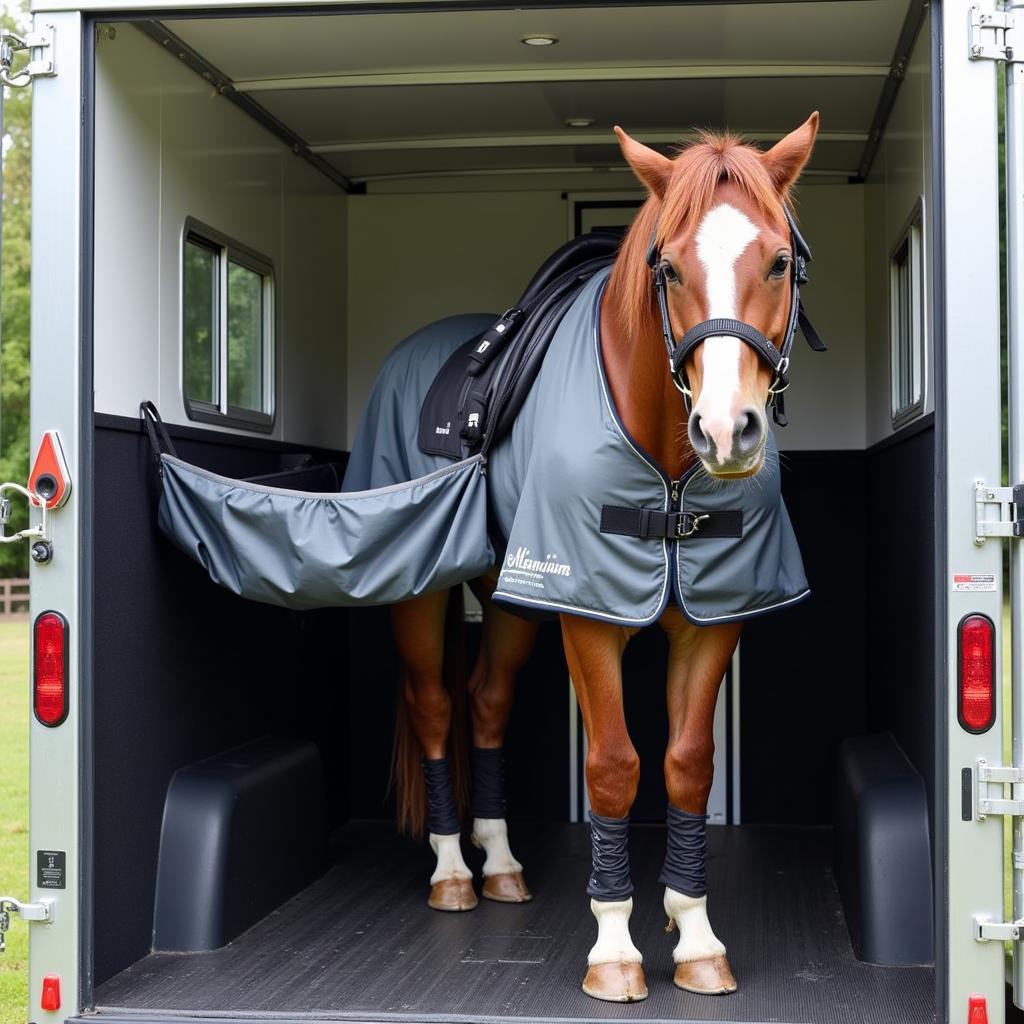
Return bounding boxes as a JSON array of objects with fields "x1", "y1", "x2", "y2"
[
  {"x1": 182, "y1": 220, "x2": 274, "y2": 430},
  {"x1": 889, "y1": 201, "x2": 926, "y2": 427},
  {"x1": 183, "y1": 239, "x2": 219, "y2": 407}
]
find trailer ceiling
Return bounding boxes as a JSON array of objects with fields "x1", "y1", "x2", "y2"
[{"x1": 142, "y1": 1, "x2": 912, "y2": 187}]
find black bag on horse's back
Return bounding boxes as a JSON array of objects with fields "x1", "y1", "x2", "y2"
[{"x1": 416, "y1": 232, "x2": 621, "y2": 461}]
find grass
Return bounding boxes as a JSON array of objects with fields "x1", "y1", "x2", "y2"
[{"x1": 0, "y1": 621, "x2": 29, "y2": 1024}]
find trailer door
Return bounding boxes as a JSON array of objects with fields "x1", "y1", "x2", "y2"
[
  {"x1": 10, "y1": 9, "x2": 89, "y2": 1023},
  {"x1": 946, "y1": 1, "x2": 1023, "y2": 1021}
]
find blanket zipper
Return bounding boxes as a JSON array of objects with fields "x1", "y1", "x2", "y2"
[{"x1": 668, "y1": 476, "x2": 683, "y2": 598}]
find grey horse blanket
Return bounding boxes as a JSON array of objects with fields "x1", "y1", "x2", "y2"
[
  {"x1": 343, "y1": 268, "x2": 809, "y2": 625},
  {"x1": 152, "y1": 268, "x2": 808, "y2": 621}
]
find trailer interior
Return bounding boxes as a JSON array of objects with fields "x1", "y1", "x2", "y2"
[{"x1": 86, "y1": 2, "x2": 943, "y2": 1021}]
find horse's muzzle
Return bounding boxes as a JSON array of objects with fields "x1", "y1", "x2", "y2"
[{"x1": 688, "y1": 406, "x2": 766, "y2": 477}]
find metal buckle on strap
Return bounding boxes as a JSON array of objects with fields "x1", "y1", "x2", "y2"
[
  {"x1": 767, "y1": 356, "x2": 791, "y2": 398},
  {"x1": 675, "y1": 512, "x2": 710, "y2": 538}
]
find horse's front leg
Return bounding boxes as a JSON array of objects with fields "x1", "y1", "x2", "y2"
[
  {"x1": 391, "y1": 591, "x2": 476, "y2": 912},
  {"x1": 466, "y1": 580, "x2": 538, "y2": 902},
  {"x1": 659, "y1": 609, "x2": 741, "y2": 995},
  {"x1": 561, "y1": 613, "x2": 647, "y2": 1003}
]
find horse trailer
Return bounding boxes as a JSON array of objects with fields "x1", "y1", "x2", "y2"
[{"x1": 1, "y1": 0, "x2": 1019, "y2": 1020}]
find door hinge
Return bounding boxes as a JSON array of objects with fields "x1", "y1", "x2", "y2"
[
  {"x1": 0, "y1": 24, "x2": 55, "y2": 88},
  {"x1": 969, "y1": 3, "x2": 1021, "y2": 62},
  {"x1": 975, "y1": 481, "x2": 1024, "y2": 543},
  {"x1": 975, "y1": 915, "x2": 1024, "y2": 941},
  {"x1": 975, "y1": 759, "x2": 1024, "y2": 819},
  {"x1": 0, "y1": 896, "x2": 54, "y2": 953}
]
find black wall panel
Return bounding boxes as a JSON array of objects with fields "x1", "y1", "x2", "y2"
[
  {"x1": 92, "y1": 418, "x2": 350, "y2": 986},
  {"x1": 741, "y1": 451, "x2": 869, "y2": 824},
  {"x1": 864, "y1": 425, "x2": 936, "y2": 823}
]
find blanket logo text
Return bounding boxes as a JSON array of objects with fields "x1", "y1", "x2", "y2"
[{"x1": 503, "y1": 546, "x2": 573, "y2": 587}]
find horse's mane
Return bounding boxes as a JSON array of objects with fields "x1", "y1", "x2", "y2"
[{"x1": 607, "y1": 131, "x2": 789, "y2": 345}]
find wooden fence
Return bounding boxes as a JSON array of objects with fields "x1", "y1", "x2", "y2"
[{"x1": 0, "y1": 578, "x2": 29, "y2": 618}]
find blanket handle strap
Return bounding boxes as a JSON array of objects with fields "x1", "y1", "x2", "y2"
[{"x1": 139, "y1": 401, "x2": 178, "y2": 464}]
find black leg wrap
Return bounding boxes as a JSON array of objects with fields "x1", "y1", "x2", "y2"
[
  {"x1": 470, "y1": 746, "x2": 506, "y2": 819},
  {"x1": 587, "y1": 812, "x2": 634, "y2": 901},
  {"x1": 422, "y1": 756, "x2": 460, "y2": 835},
  {"x1": 658, "y1": 804, "x2": 708, "y2": 897}
]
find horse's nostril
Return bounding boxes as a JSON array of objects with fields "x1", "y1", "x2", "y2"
[
  {"x1": 734, "y1": 406, "x2": 765, "y2": 457},
  {"x1": 688, "y1": 413, "x2": 713, "y2": 457}
]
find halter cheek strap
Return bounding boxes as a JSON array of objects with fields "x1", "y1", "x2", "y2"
[{"x1": 648, "y1": 204, "x2": 826, "y2": 427}]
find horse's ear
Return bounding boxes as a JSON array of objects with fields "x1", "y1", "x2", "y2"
[
  {"x1": 761, "y1": 112, "x2": 819, "y2": 194},
  {"x1": 614, "y1": 126, "x2": 673, "y2": 198}
]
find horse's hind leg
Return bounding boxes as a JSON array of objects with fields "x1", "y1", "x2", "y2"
[
  {"x1": 659, "y1": 609, "x2": 741, "y2": 995},
  {"x1": 560, "y1": 613, "x2": 647, "y2": 1003},
  {"x1": 390, "y1": 589, "x2": 476, "y2": 912},
  {"x1": 466, "y1": 578, "x2": 538, "y2": 903}
]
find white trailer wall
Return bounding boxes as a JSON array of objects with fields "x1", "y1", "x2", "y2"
[
  {"x1": 92, "y1": 24, "x2": 348, "y2": 450},
  {"x1": 345, "y1": 182, "x2": 867, "y2": 452}
]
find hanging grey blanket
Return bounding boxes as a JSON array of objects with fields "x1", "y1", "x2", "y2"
[
  {"x1": 149, "y1": 273, "x2": 808, "y2": 621},
  {"x1": 147, "y1": 315, "x2": 498, "y2": 610}
]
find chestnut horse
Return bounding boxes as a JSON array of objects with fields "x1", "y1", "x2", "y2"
[{"x1": 388, "y1": 112, "x2": 819, "y2": 1002}]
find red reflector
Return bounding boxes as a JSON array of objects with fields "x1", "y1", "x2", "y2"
[
  {"x1": 40, "y1": 973, "x2": 60, "y2": 1011},
  {"x1": 958, "y1": 613, "x2": 995, "y2": 733},
  {"x1": 33, "y1": 611, "x2": 67, "y2": 728},
  {"x1": 968, "y1": 994, "x2": 988, "y2": 1024}
]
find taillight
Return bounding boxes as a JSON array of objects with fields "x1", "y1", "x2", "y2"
[
  {"x1": 958, "y1": 613, "x2": 995, "y2": 734},
  {"x1": 33, "y1": 611, "x2": 67, "y2": 727}
]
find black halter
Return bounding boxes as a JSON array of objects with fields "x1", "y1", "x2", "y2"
[{"x1": 646, "y1": 205, "x2": 826, "y2": 427}]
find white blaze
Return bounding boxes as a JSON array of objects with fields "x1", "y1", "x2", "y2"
[{"x1": 693, "y1": 203, "x2": 759, "y2": 462}]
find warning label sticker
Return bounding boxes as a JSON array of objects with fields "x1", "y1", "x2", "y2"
[
  {"x1": 952, "y1": 573, "x2": 998, "y2": 593},
  {"x1": 37, "y1": 850, "x2": 65, "y2": 889}
]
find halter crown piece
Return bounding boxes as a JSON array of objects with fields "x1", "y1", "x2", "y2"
[{"x1": 646, "y1": 205, "x2": 827, "y2": 427}]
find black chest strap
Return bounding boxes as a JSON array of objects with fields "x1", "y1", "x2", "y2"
[{"x1": 600, "y1": 505, "x2": 743, "y2": 540}]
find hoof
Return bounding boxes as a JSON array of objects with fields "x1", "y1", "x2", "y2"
[
  {"x1": 582, "y1": 961, "x2": 648, "y2": 1003},
  {"x1": 673, "y1": 954, "x2": 737, "y2": 995},
  {"x1": 482, "y1": 871, "x2": 533, "y2": 903},
  {"x1": 428, "y1": 877, "x2": 478, "y2": 912}
]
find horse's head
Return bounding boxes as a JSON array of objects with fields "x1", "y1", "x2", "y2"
[{"x1": 611, "y1": 114, "x2": 819, "y2": 478}]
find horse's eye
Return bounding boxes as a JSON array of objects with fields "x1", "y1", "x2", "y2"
[
  {"x1": 769, "y1": 255, "x2": 790, "y2": 279},
  {"x1": 661, "y1": 261, "x2": 680, "y2": 284}
]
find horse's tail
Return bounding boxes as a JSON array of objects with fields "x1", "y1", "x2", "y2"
[{"x1": 392, "y1": 586, "x2": 471, "y2": 838}]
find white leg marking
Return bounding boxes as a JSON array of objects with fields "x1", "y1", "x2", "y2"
[
  {"x1": 429, "y1": 832, "x2": 473, "y2": 884},
  {"x1": 694, "y1": 204, "x2": 760, "y2": 463},
  {"x1": 471, "y1": 817, "x2": 523, "y2": 877},
  {"x1": 589, "y1": 898, "x2": 643, "y2": 966},
  {"x1": 663, "y1": 887, "x2": 726, "y2": 963}
]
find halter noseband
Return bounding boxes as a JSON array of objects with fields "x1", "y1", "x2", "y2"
[{"x1": 646, "y1": 205, "x2": 826, "y2": 427}]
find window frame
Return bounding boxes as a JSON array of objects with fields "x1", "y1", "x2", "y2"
[
  {"x1": 888, "y1": 196, "x2": 927, "y2": 429},
  {"x1": 181, "y1": 217, "x2": 276, "y2": 432}
]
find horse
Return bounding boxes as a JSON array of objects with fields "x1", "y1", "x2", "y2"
[{"x1": 344, "y1": 112, "x2": 820, "y2": 1003}]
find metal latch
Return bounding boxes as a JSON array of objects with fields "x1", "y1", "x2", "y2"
[
  {"x1": 975, "y1": 759, "x2": 1024, "y2": 819},
  {"x1": 969, "y1": 3, "x2": 1020, "y2": 62},
  {"x1": 0, "y1": 896, "x2": 54, "y2": 953},
  {"x1": 975, "y1": 481, "x2": 1024, "y2": 544},
  {"x1": 975, "y1": 915, "x2": 1024, "y2": 942},
  {"x1": 0, "y1": 482, "x2": 52, "y2": 564},
  {"x1": 0, "y1": 24, "x2": 56, "y2": 88}
]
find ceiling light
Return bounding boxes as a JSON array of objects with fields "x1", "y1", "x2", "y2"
[
  {"x1": 521, "y1": 34, "x2": 558, "y2": 46},
  {"x1": 565, "y1": 117, "x2": 595, "y2": 129}
]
